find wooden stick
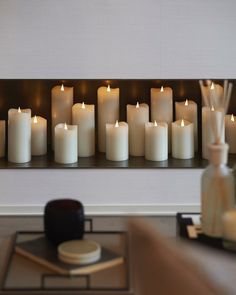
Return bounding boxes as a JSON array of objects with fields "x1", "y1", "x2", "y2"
[
  {"x1": 223, "y1": 80, "x2": 228, "y2": 107},
  {"x1": 199, "y1": 80, "x2": 210, "y2": 107},
  {"x1": 224, "y1": 82, "x2": 233, "y2": 115}
]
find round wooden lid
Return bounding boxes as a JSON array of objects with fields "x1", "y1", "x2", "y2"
[{"x1": 58, "y1": 240, "x2": 101, "y2": 265}]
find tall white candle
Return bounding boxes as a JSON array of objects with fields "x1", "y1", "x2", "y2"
[
  {"x1": 106, "y1": 121, "x2": 128, "y2": 161},
  {"x1": 175, "y1": 99, "x2": 198, "y2": 151},
  {"x1": 225, "y1": 114, "x2": 236, "y2": 154},
  {"x1": 8, "y1": 108, "x2": 31, "y2": 163},
  {"x1": 72, "y1": 102, "x2": 95, "y2": 157},
  {"x1": 54, "y1": 123, "x2": 77, "y2": 164},
  {"x1": 51, "y1": 84, "x2": 73, "y2": 148},
  {"x1": 202, "y1": 106, "x2": 225, "y2": 159},
  {"x1": 151, "y1": 86, "x2": 173, "y2": 152},
  {"x1": 127, "y1": 102, "x2": 149, "y2": 156},
  {"x1": 31, "y1": 115, "x2": 47, "y2": 156},
  {"x1": 97, "y1": 85, "x2": 119, "y2": 153},
  {"x1": 172, "y1": 119, "x2": 194, "y2": 159},
  {"x1": 0, "y1": 121, "x2": 5, "y2": 157},
  {"x1": 145, "y1": 121, "x2": 168, "y2": 161}
]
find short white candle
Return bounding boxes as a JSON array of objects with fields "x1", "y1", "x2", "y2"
[
  {"x1": 97, "y1": 85, "x2": 119, "y2": 153},
  {"x1": 106, "y1": 121, "x2": 128, "y2": 161},
  {"x1": 175, "y1": 99, "x2": 198, "y2": 151},
  {"x1": 72, "y1": 102, "x2": 95, "y2": 157},
  {"x1": 0, "y1": 121, "x2": 5, "y2": 157},
  {"x1": 51, "y1": 84, "x2": 73, "y2": 148},
  {"x1": 127, "y1": 102, "x2": 149, "y2": 156},
  {"x1": 8, "y1": 108, "x2": 31, "y2": 163},
  {"x1": 54, "y1": 123, "x2": 77, "y2": 164},
  {"x1": 222, "y1": 210, "x2": 236, "y2": 242},
  {"x1": 225, "y1": 114, "x2": 236, "y2": 154},
  {"x1": 172, "y1": 119, "x2": 194, "y2": 159},
  {"x1": 202, "y1": 106, "x2": 225, "y2": 159},
  {"x1": 145, "y1": 121, "x2": 168, "y2": 161},
  {"x1": 31, "y1": 115, "x2": 47, "y2": 156},
  {"x1": 151, "y1": 86, "x2": 173, "y2": 152}
]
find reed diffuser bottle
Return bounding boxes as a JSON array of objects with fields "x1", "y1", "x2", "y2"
[
  {"x1": 200, "y1": 80, "x2": 235, "y2": 238},
  {"x1": 201, "y1": 143, "x2": 235, "y2": 237}
]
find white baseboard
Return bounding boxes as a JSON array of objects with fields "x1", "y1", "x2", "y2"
[{"x1": 0, "y1": 204, "x2": 200, "y2": 216}]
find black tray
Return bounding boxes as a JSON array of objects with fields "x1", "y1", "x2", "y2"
[
  {"x1": 177, "y1": 213, "x2": 236, "y2": 255},
  {"x1": 1, "y1": 219, "x2": 130, "y2": 294}
]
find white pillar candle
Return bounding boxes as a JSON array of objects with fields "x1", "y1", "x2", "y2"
[
  {"x1": 0, "y1": 121, "x2": 5, "y2": 158},
  {"x1": 97, "y1": 85, "x2": 119, "y2": 153},
  {"x1": 31, "y1": 115, "x2": 47, "y2": 156},
  {"x1": 145, "y1": 121, "x2": 168, "y2": 161},
  {"x1": 201, "y1": 82, "x2": 223, "y2": 108},
  {"x1": 151, "y1": 86, "x2": 173, "y2": 152},
  {"x1": 209, "y1": 82, "x2": 223, "y2": 109},
  {"x1": 106, "y1": 121, "x2": 128, "y2": 161},
  {"x1": 72, "y1": 102, "x2": 95, "y2": 157},
  {"x1": 8, "y1": 108, "x2": 31, "y2": 163},
  {"x1": 51, "y1": 84, "x2": 73, "y2": 148},
  {"x1": 127, "y1": 102, "x2": 149, "y2": 156},
  {"x1": 54, "y1": 123, "x2": 77, "y2": 164},
  {"x1": 202, "y1": 106, "x2": 225, "y2": 159},
  {"x1": 172, "y1": 119, "x2": 194, "y2": 159},
  {"x1": 175, "y1": 99, "x2": 198, "y2": 151},
  {"x1": 225, "y1": 114, "x2": 236, "y2": 154}
]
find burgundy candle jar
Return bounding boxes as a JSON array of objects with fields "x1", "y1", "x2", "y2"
[{"x1": 44, "y1": 199, "x2": 84, "y2": 246}]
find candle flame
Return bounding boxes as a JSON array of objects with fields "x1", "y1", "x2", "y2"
[
  {"x1": 210, "y1": 82, "x2": 214, "y2": 90},
  {"x1": 136, "y1": 102, "x2": 140, "y2": 108},
  {"x1": 82, "y1": 102, "x2": 85, "y2": 109},
  {"x1": 115, "y1": 120, "x2": 119, "y2": 127},
  {"x1": 211, "y1": 105, "x2": 215, "y2": 111},
  {"x1": 160, "y1": 86, "x2": 164, "y2": 92},
  {"x1": 185, "y1": 99, "x2": 188, "y2": 106},
  {"x1": 231, "y1": 114, "x2": 235, "y2": 122},
  {"x1": 33, "y1": 115, "x2": 38, "y2": 123},
  {"x1": 181, "y1": 119, "x2": 184, "y2": 127},
  {"x1": 64, "y1": 123, "x2": 68, "y2": 130},
  {"x1": 154, "y1": 120, "x2": 158, "y2": 127},
  {"x1": 107, "y1": 85, "x2": 111, "y2": 92},
  {"x1": 61, "y1": 84, "x2": 64, "y2": 91},
  {"x1": 18, "y1": 107, "x2": 21, "y2": 113}
]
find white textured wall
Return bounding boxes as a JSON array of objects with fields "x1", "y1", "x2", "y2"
[
  {"x1": 0, "y1": 0, "x2": 235, "y2": 214},
  {"x1": 0, "y1": 0, "x2": 236, "y2": 79}
]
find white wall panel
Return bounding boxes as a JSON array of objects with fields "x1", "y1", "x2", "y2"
[
  {"x1": 0, "y1": 0, "x2": 235, "y2": 78},
  {"x1": 0, "y1": 169, "x2": 201, "y2": 215}
]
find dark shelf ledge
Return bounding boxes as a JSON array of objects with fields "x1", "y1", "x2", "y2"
[{"x1": 0, "y1": 152, "x2": 235, "y2": 169}]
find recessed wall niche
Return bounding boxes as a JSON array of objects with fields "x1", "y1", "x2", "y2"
[{"x1": 0, "y1": 79, "x2": 235, "y2": 169}]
